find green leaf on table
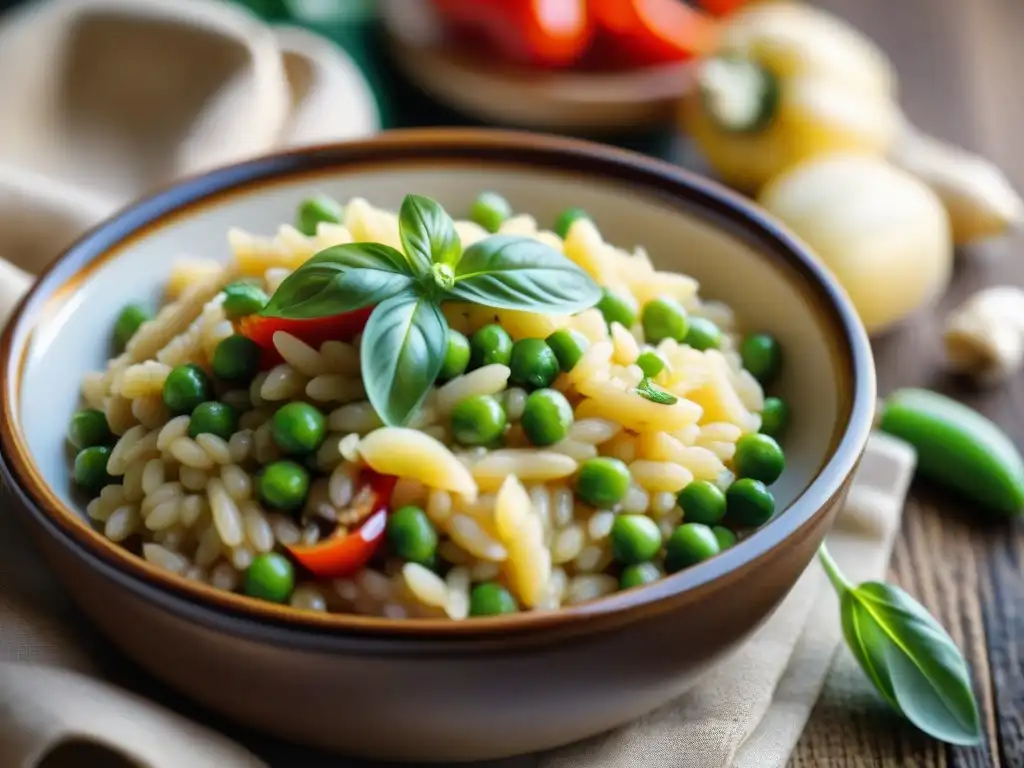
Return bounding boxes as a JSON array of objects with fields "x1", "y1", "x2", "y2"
[
  {"x1": 261, "y1": 242, "x2": 414, "y2": 319},
  {"x1": 840, "y1": 581, "x2": 982, "y2": 745},
  {"x1": 361, "y1": 292, "x2": 449, "y2": 427},
  {"x1": 448, "y1": 235, "x2": 601, "y2": 314},
  {"x1": 399, "y1": 193, "x2": 462, "y2": 275},
  {"x1": 635, "y1": 377, "x2": 678, "y2": 405}
]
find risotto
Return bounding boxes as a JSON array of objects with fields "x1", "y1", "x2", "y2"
[{"x1": 66, "y1": 192, "x2": 790, "y2": 619}]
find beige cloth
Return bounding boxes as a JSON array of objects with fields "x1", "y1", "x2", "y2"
[{"x1": 0, "y1": 432, "x2": 916, "y2": 768}]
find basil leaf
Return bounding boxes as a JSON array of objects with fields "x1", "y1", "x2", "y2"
[
  {"x1": 262, "y1": 243, "x2": 414, "y2": 319},
  {"x1": 841, "y1": 581, "x2": 982, "y2": 745},
  {"x1": 361, "y1": 292, "x2": 448, "y2": 427},
  {"x1": 448, "y1": 235, "x2": 601, "y2": 314},
  {"x1": 635, "y1": 377, "x2": 678, "y2": 405},
  {"x1": 399, "y1": 194, "x2": 462, "y2": 275}
]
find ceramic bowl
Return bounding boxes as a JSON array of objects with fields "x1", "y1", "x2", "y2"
[{"x1": 0, "y1": 129, "x2": 874, "y2": 762}]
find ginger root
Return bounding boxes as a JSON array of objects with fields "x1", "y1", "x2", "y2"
[{"x1": 944, "y1": 286, "x2": 1024, "y2": 383}]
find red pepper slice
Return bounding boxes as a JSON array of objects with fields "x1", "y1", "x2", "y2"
[
  {"x1": 588, "y1": 0, "x2": 719, "y2": 66},
  {"x1": 238, "y1": 307, "x2": 372, "y2": 369},
  {"x1": 286, "y1": 471, "x2": 397, "y2": 579}
]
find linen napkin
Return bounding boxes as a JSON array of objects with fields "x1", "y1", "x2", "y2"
[{"x1": 0, "y1": 432, "x2": 915, "y2": 768}]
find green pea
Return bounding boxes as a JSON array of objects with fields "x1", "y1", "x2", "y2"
[
  {"x1": 740, "y1": 333, "x2": 782, "y2": 385},
  {"x1": 296, "y1": 194, "x2": 343, "y2": 236},
  {"x1": 113, "y1": 303, "x2": 151, "y2": 351},
  {"x1": 162, "y1": 364, "x2": 213, "y2": 416},
  {"x1": 272, "y1": 402, "x2": 326, "y2": 455},
  {"x1": 244, "y1": 553, "x2": 295, "y2": 604},
  {"x1": 387, "y1": 505, "x2": 438, "y2": 565},
  {"x1": 545, "y1": 328, "x2": 589, "y2": 372},
  {"x1": 469, "y1": 324, "x2": 513, "y2": 368},
  {"x1": 469, "y1": 582, "x2": 519, "y2": 616},
  {"x1": 665, "y1": 523, "x2": 721, "y2": 573},
  {"x1": 554, "y1": 207, "x2": 591, "y2": 239},
  {"x1": 222, "y1": 282, "x2": 269, "y2": 320},
  {"x1": 188, "y1": 401, "x2": 239, "y2": 441},
  {"x1": 439, "y1": 330, "x2": 471, "y2": 380},
  {"x1": 641, "y1": 297, "x2": 689, "y2": 344},
  {"x1": 451, "y1": 395, "x2": 507, "y2": 446},
  {"x1": 509, "y1": 338, "x2": 559, "y2": 389},
  {"x1": 258, "y1": 460, "x2": 310, "y2": 511},
  {"x1": 712, "y1": 526, "x2": 737, "y2": 550},
  {"x1": 636, "y1": 349, "x2": 667, "y2": 379},
  {"x1": 470, "y1": 191, "x2": 512, "y2": 233},
  {"x1": 73, "y1": 446, "x2": 114, "y2": 495},
  {"x1": 68, "y1": 409, "x2": 111, "y2": 449},
  {"x1": 760, "y1": 397, "x2": 789, "y2": 439},
  {"x1": 597, "y1": 288, "x2": 638, "y2": 329},
  {"x1": 620, "y1": 562, "x2": 661, "y2": 590},
  {"x1": 726, "y1": 478, "x2": 775, "y2": 527},
  {"x1": 521, "y1": 388, "x2": 574, "y2": 446},
  {"x1": 677, "y1": 480, "x2": 727, "y2": 526},
  {"x1": 575, "y1": 457, "x2": 631, "y2": 508},
  {"x1": 734, "y1": 433, "x2": 785, "y2": 485},
  {"x1": 683, "y1": 317, "x2": 722, "y2": 351},
  {"x1": 609, "y1": 514, "x2": 662, "y2": 565},
  {"x1": 212, "y1": 334, "x2": 262, "y2": 383}
]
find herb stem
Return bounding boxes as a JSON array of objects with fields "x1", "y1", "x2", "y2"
[{"x1": 817, "y1": 543, "x2": 853, "y2": 595}]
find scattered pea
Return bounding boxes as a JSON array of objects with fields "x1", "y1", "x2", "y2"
[
  {"x1": 545, "y1": 328, "x2": 589, "y2": 372},
  {"x1": 258, "y1": 460, "x2": 310, "y2": 511},
  {"x1": 439, "y1": 330, "x2": 471, "y2": 380},
  {"x1": 73, "y1": 445, "x2": 114, "y2": 495},
  {"x1": 509, "y1": 338, "x2": 559, "y2": 389},
  {"x1": 470, "y1": 191, "x2": 513, "y2": 233},
  {"x1": 740, "y1": 333, "x2": 782, "y2": 385},
  {"x1": 734, "y1": 433, "x2": 786, "y2": 485},
  {"x1": 636, "y1": 349, "x2": 667, "y2": 379},
  {"x1": 387, "y1": 506, "x2": 438, "y2": 565},
  {"x1": 665, "y1": 523, "x2": 721, "y2": 573},
  {"x1": 641, "y1": 297, "x2": 689, "y2": 344},
  {"x1": 469, "y1": 582, "x2": 519, "y2": 616},
  {"x1": 619, "y1": 562, "x2": 661, "y2": 590},
  {"x1": 576, "y1": 457, "x2": 631, "y2": 508},
  {"x1": 521, "y1": 388, "x2": 574, "y2": 446},
  {"x1": 610, "y1": 514, "x2": 662, "y2": 565},
  {"x1": 677, "y1": 480, "x2": 727, "y2": 526},
  {"x1": 68, "y1": 409, "x2": 111, "y2": 449},
  {"x1": 469, "y1": 324, "x2": 513, "y2": 368},
  {"x1": 272, "y1": 402, "x2": 326, "y2": 455},
  {"x1": 554, "y1": 207, "x2": 591, "y2": 239},
  {"x1": 726, "y1": 478, "x2": 776, "y2": 527},
  {"x1": 244, "y1": 553, "x2": 295, "y2": 604},
  {"x1": 597, "y1": 287, "x2": 638, "y2": 329},
  {"x1": 683, "y1": 317, "x2": 722, "y2": 351},
  {"x1": 188, "y1": 402, "x2": 238, "y2": 441},
  {"x1": 162, "y1": 364, "x2": 213, "y2": 416},
  {"x1": 221, "y1": 282, "x2": 269, "y2": 320},
  {"x1": 113, "y1": 304, "x2": 151, "y2": 351},
  {"x1": 451, "y1": 395, "x2": 507, "y2": 446},
  {"x1": 712, "y1": 526, "x2": 738, "y2": 550},
  {"x1": 212, "y1": 334, "x2": 262, "y2": 383},
  {"x1": 296, "y1": 194, "x2": 343, "y2": 236},
  {"x1": 759, "y1": 397, "x2": 789, "y2": 439}
]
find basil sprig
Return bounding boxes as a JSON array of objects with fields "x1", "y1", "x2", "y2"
[
  {"x1": 262, "y1": 194, "x2": 601, "y2": 426},
  {"x1": 635, "y1": 377, "x2": 678, "y2": 405},
  {"x1": 818, "y1": 545, "x2": 982, "y2": 745}
]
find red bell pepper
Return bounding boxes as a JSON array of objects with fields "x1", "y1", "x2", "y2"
[
  {"x1": 430, "y1": 0, "x2": 593, "y2": 69},
  {"x1": 238, "y1": 307, "x2": 372, "y2": 369},
  {"x1": 286, "y1": 470, "x2": 397, "y2": 579},
  {"x1": 588, "y1": 0, "x2": 719, "y2": 66}
]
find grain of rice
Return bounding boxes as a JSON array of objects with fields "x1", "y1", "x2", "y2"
[
  {"x1": 210, "y1": 562, "x2": 240, "y2": 592},
  {"x1": 587, "y1": 510, "x2": 616, "y2": 540},
  {"x1": 106, "y1": 425, "x2": 149, "y2": 475},
  {"x1": 271, "y1": 515, "x2": 301, "y2": 546},
  {"x1": 238, "y1": 409, "x2": 271, "y2": 434},
  {"x1": 357, "y1": 569, "x2": 393, "y2": 601},
  {"x1": 145, "y1": 499, "x2": 182, "y2": 531},
  {"x1": 208, "y1": 478, "x2": 244, "y2": 547},
  {"x1": 143, "y1": 543, "x2": 189, "y2": 574},
  {"x1": 527, "y1": 485, "x2": 551, "y2": 530},
  {"x1": 119, "y1": 361, "x2": 172, "y2": 398},
  {"x1": 179, "y1": 466, "x2": 209, "y2": 492},
  {"x1": 574, "y1": 544, "x2": 605, "y2": 573},
  {"x1": 339, "y1": 433, "x2": 361, "y2": 464},
  {"x1": 301, "y1": 522, "x2": 320, "y2": 546},
  {"x1": 157, "y1": 416, "x2": 190, "y2": 451},
  {"x1": 444, "y1": 567, "x2": 471, "y2": 620},
  {"x1": 104, "y1": 395, "x2": 139, "y2": 436},
  {"x1": 551, "y1": 486, "x2": 574, "y2": 528},
  {"x1": 181, "y1": 494, "x2": 206, "y2": 527},
  {"x1": 195, "y1": 527, "x2": 223, "y2": 568},
  {"x1": 86, "y1": 498, "x2": 107, "y2": 522},
  {"x1": 248, "y1": 372, "x2": 269, "y2": 409},
  {"x1": 566, "y1": 574, "x2": 619, "y2": 605},
  {"x1": 183, "y1": 565, "x2": 205, "y2": 582},
  {"x1": 291, "y1": 585, "x2": 328, "y2": 612},
  {"x1": 193, "y1": 433, "x2": 231, "y2": 465},
  {"x1": 171, "y1": 437, "x2": 216, "y2": 470},
  {"x1": 104, "y1": 505, "x2": 140, "y2": 542},
  {"x1": 698, "y1": 422, "x2": 743, "y2": 444},
  {"x1": 630, "y1": 460, "x2": 693, "y2": 493},
  {"x1": 261, "y1": 364, "x2": 308, "y2": 401},
  {"x1": 319, "y1": 340, "x2": 360, "y2": 374},
  {"x1": 328, "y1": 402, "x2": 382, "y2": 434},
  {"x1": 100, "y1": 484, "x2": 126, "y2": 508},
  {"x1": 448, "y1": 514, "x2": 508, "y2": 561},
  {"x1": 553, "y1": 525, "x2": 586, "y2": 564},
  {"x1": 425, "y1": 489, "x2": 453, "y2": 525},
  {"x1": 131, "y1": 395, "x2": 170, "y2": 429},
  {"x1": 549, "y1": 438, "x2": 598, "y2": 461},
  {"x1": 141, "y1": 482, "x2": 184, "y2": 514},
  {"x1": 610, "y1": 322, "x2": 639, "y2": 365},
  {"x1": 604, "y1": 432, "x2": 637, "y2": 464},
  {"x1": 82, "y1": 372, "x2": 106, "y2": 410},
  {"x1": 242, "y1": 503, "x2": 274, "y2": 553},
  {"x1": 306, "y1": 374, "x2": 365, "y2": 403},
  {"x1": 403, "y1": 563, "x2": 448, "y2": 608},
  {"x1": 471, "y1": 450, "x2": 577, "y2": 491},
  {"x1": 470, "y1": 561, "x2": 501, "y2": 582},
  {"x1": 622, "y1": 484, "x2": 650, "y2": 514},
  {"x1": 226, "y1": 430, "x2": 254, "y2": 465},
  {"x1": 651, "y1": 491, "x2": 678, "y2": 516},
  {"x1": 231, "y1": 546, "x2": 254, "y2": 570},
  {"x1": 272, "y1": 332, "x2": 326, "y2": 377},
  {"x1": 537, "y1": 567, "x2": 569, "y2": 610},
  {"x1": 503, "y1": 388, "x2": 527, "y2": 421},
  {"x1": 328, "y1": 463, "x2": 356, "y2": 508},
  {"x1": 569, "y1": 418, "x2": 621, "y2": 445},
  {"x1": 658, "y1": 517, "x2": 678, "y2": 539},
  {"x1": 253, "y1": 423, "x2": 281, "y2": 464},
  {"x1": 122, "y1": 461, "x2": 145, "y2": 502},
  {"x1": 436, "y1": 364, "x2": 511, "y2": 415},
  {"x1": 220, "y1": 464, "x2": 251, "y2": 501},
  {"x1": 333, "y1": 579, "x2": 359, "y2": 602}
]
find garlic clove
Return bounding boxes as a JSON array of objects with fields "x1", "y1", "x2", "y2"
[{"x1": 944, "y1": 286, "x2": 1024, "y2": 383}]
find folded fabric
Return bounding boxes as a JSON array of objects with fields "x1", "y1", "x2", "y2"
[{"x1": 0, "y1": 432, "x2": 914, "y2": 768}]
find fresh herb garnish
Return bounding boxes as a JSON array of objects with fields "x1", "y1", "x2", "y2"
[
  {"x1": 263, "y1": 195, "x2": 601, "y2": 426},
  {"x1": 635, "y1": 377, "x2": 678, "y2": 405},
  {"x1": 818, "y1": 545, "x2": 982, "y2": 745}
]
